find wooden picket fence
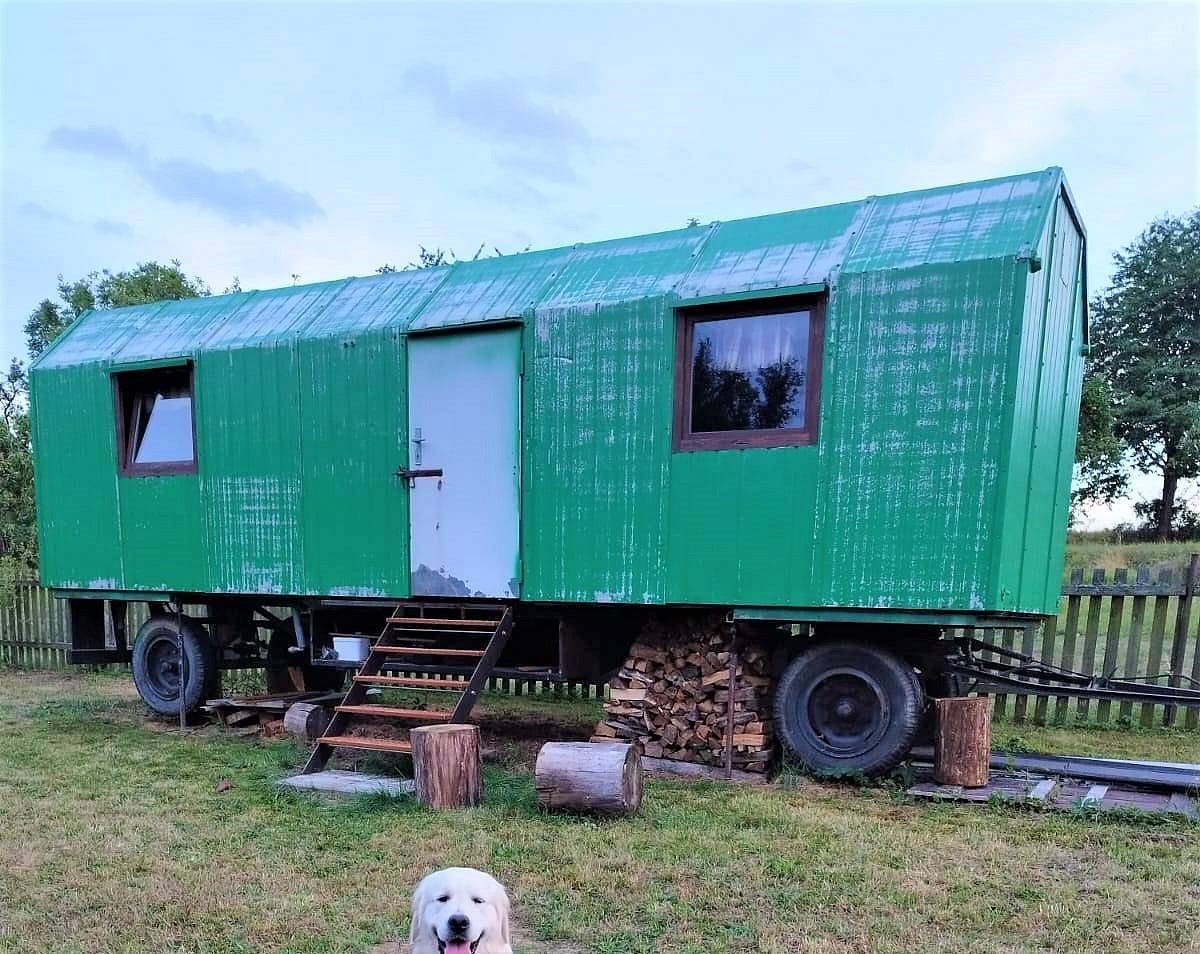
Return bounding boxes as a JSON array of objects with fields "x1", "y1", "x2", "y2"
[{"x1": 2, "y1": 557, "x2": 1197, "y2": 725}]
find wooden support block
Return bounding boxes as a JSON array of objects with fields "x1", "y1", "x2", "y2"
[
  {"x1": 934, "y1": 696, "x2": 993, "y2": 787},
  {"x1": 410, "y1": 724, "x2": 482, "y2": 809},
  {"x1": 535, "y1": 741, "x2": 642, "y2": 816}
]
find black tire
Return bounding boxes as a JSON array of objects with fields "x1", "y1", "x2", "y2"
[
  {"x1": 774, "y1": 640, "x2": 924, "y2": 777},
  {"x1": 265, "y1": 630, "x2": 346, "y2": 693},
  {"x1": 914, "y1": 670, "x2": 964, "y2": 745},
  {"x1": 131, "y1": 616, "x2": 217, "y2": 717}
]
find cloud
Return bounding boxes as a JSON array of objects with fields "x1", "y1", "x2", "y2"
[
  {"x1": 406, "y1": 63, "x2": 591, "y2": 148},
  {"x1": 93, "y1": 218, "x2": 133, "y2": 237},
  {"x1": 495, "y1": 150, "x2": 578, "y2": 186},
  {"x1": 18, "y1": 201, "x2": 73, "y2": 224},
  {"x1": 470, "y1": 179, "x2": 551, "y2": 211},
  {"x1": 181, "y1": 111, "x2": 257, "y2": 145},
  {"x1": 46, "y1": 125, "x2": 322, "y2": 226},
  {"x1": 913, "y1": 11, "x2": 1180, "y2": 182},
  {"x1": 405, "y1": 63, "x2": 592, "y2": 185}
]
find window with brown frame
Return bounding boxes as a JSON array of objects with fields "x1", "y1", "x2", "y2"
[
  {"x1": 674, "y1": 296, "x2": 825, "y2": 451},
  {"x1": 113, "y1": 365, "x2": 197, "y2": 476}
]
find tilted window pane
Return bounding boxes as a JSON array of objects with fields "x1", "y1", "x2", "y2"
[
  {"x1": 134, "y1": 395, "x2": 195, "y2": 464},
  {"x1": 690, "y1": 310, "x2": 810, "y2": 433}
]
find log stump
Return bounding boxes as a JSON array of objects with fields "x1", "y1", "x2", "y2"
[
  {"x1": 934, "y1": 696, "x2": 993, "y2": 787},
  {"x1": 535, "y1": 741, "x2": 642, "y2": 815},
  {"x1": 283, "y1": 702, "x2": 330, "y2": 741},
  {"x1": 411, "y1": 724, "x2": 482, "y2": 809}
]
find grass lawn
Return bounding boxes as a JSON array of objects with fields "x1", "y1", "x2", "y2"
[{"x1": 1, "y1": 671, "x2": 1198, "y2": 954}]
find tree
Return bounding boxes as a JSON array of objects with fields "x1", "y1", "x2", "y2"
[
  {"x1": 23, "y1": 261, "x2": 209, "y2": 361},
  {"x1": 1090, "y1": 209, "x2": 1200, "y2": 540},
  {"x1": 1072, "y1": 371, "x2": 1126, "y2": 510},
  {"x1": 0, "y1": 261, "x2": 209, "y2": 599}
]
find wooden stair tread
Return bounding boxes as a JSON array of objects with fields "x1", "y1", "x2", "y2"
[
  {"x1": 374, "y1": 646, "x2": 486, "y2": 658},
  {"x1": 354, "y1": 675, "x2": 464, "y2": 689},
  {"x1": 387, "y1": 617, "x2": 498, "y2": 628},
  {"x1": 318, "y1": 735, "x2": 412, "y2": 753},
  {"x1": 336, "y1": 705, "x2": 452, "y2": 720}
]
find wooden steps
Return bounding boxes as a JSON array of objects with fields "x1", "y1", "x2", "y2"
[
  {"x1": 373, "y1": 646, "x2": 486, "y2": 658},
  {"x1": 301, "y1": 603, "x2": 516, "y2": 775},
  {"x1": 335, "y1": 705, "x2": 452, "y2": 720},
  {"x1": 387, "y1": 617, "x2": 497, "y2": 628},
  {"x1": 316, "y1": 735, "x2": 412, "y2": 754},
  {"x1": 354, "y1": 675, "x2": 464, "y2": 689}
]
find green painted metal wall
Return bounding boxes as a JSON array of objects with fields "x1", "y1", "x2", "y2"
[{"x1": 31, "y1": 169, "x2": 1085, "y2": 617}]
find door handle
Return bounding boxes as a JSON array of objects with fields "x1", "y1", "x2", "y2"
[{"x1": 395, "y1": 467, "x2": 443, "y2": 480}]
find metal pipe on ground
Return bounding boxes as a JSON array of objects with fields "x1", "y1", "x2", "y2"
[{"x1": 907, "y1": 746, "x2": 1200, "y2": 791}]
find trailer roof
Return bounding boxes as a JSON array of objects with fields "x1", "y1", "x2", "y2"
[{"x1": 35, "y1": 167, "x2": 1070, "y2": 370}]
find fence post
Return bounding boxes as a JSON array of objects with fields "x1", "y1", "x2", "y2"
[{"x1": 1165, "y1": 554, "x2": 1199, "y2": 727}]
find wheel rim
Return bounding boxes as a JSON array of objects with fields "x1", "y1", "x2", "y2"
[
  {"x1": 798, "y1": 666, "x2": 890, "y2": 759},
  {"x1": 144, "y1": 631, "x2": 183, "y2": 700}
]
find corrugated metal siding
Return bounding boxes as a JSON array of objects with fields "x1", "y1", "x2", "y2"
[
  {"x1": 676, "y1": 201, "x2": 865, "y2": 300},
  {"x1": 305, "y1": 269, "x2": 446, "y2": 337},
  {"x1": 32, "y1": 167, "x2": 1084, "y2": 614},
  {"x1": 410, "y1": 247, "x2": 570, "y2": 331},
  {"x1": 109, "y1": 293, "x2": 256, "y2": 363},
  {"x1": 523, "y1": 299, "x2": 675, "y2": 603},
  {"x1": 847, "y1": 171, "x2": 1057, "y2": 272},
  {"x1": 297, "y1": 329, "x2": 410, "y2": 597},
  {"x1": 1005, "y1": 191, "x2": 1085, "y2": 612},
  {"x1": 197, "y1": 344, "x2": 306, "y2": 594},
  {"x1": 667, "y1": 446, "x2": 818, "y2": 605},
  {"x1": 537, "y1": 228, "x2": 711, "y2": 309},
  {"x1": 811, "y1": 259, "x2": 1023, "y2": 609},
  {"x1": 36, "y1": 303, "x2": 169, "y2": 370},
  {"x1": 200, "y1": 281, "x2": 348, "y2": 350},
  {"x1": 30, "y1": 367, "x2": 124, "y2": 588}
]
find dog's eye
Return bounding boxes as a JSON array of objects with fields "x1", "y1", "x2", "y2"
[
  {"x1": 472, "y1": 897, "x2": 483, "y2": 905},
  {"x1": 437, "y1": 895, "x2": 450, "y2": 903}
]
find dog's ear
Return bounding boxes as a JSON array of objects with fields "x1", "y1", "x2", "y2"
[
  {"x1": 409, "y1": 876, "x2": 429, "y2": 946},
  {"x1": 495, "y1": 882, "x2": 512, "y2": 948}
]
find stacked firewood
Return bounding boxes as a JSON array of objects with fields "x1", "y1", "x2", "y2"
[{"x1": 591, "y1": 615, "x2": 776, "y2": 773}]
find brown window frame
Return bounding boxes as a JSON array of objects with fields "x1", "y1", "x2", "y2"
[
  {"x1": 673, "y1": 294, "x2": 825, "y2": 451},
  {"x1": 113, "y1": 363, "x2": 199, "y2": 477}
]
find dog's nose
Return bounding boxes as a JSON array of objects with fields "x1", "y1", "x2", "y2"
[{"x1": 447, "y1": 914, "x2": 470, "y2": 936}]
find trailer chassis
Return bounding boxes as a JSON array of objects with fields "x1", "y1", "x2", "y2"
[{"x1": 949, "y1": 635, "x2": 1200, "y2": 708}]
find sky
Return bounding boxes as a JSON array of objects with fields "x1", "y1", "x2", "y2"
[{"x1": 1, "y1": 0, "x2": 1197, "y2": 526}]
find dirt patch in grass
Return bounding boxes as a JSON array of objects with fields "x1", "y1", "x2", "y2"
[{"x1": 1, "y1": 670, "x2": 1197, "y2": 954}]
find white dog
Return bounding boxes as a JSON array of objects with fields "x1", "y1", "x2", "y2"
[{"x1": 409, "y1": 867, "x2": 513, "y2": 954}]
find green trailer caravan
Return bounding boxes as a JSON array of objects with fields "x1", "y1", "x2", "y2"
[{"x1": 30, "y1": 167, "x2": 1087, "y2": 775}]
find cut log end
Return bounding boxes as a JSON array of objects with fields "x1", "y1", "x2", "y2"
[
  {"x1": 934, "y1": 695, "x2": 993, "y2": 788},
  {"x1": 282, "y1": 702, "x2": 330, "y2": 741},
  {"x1": 411, "y1": 724, "x2": 482, "y2": 809},
  {"x1": 534, "y1": 741, "x2": 643, "y2": 816}
]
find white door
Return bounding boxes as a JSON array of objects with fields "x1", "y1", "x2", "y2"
[{"x1": 406, "y1": 326, "x2": 521, "y2": 598}]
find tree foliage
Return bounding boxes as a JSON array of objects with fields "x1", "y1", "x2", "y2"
[
  {"x1": 0, "y1": 261, "x2": 209, "y2": 600},
  {"x1": 1089, "y1": 208, "x2": 1200, "y2": 540},
  {"x1": 1072, "y1": 372, "x2": 1126, "y2": 509}
]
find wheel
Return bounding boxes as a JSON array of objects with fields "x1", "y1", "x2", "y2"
[
  {"x1": 131, "y1": 616, "x2": 217, "y2": 717},
  {"x1": 265, "y1": 630, "x2": 346, "y2": 693},
  {"x1": 774, "y1": 640, "x2": 924, "y2": 777},
  {"x1": 915, "y1": 670, "x2": 964, "y2": 745}
]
